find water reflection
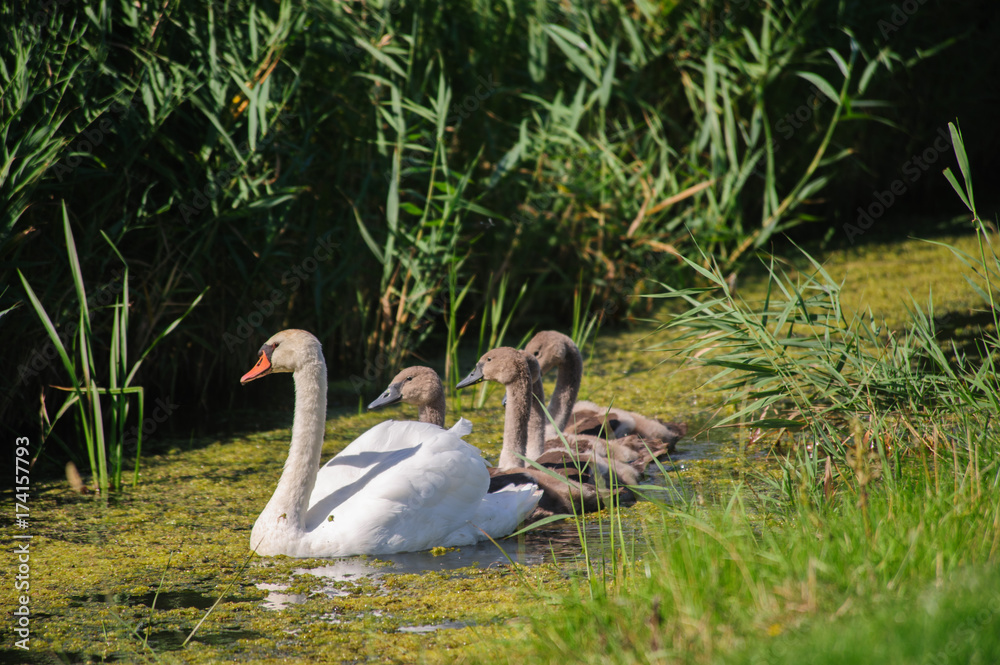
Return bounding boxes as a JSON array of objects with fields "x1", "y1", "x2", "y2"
[
  {"x1": 258, "y1": 519, "x2": 633, "y2": 609},
  {"x1": 398, "y1": 620, "x2": 471, "y2": 633},
  {"x1": 292, "y1": 517, "x2": 597, "y2": 586},
  {"x1": 671, "y1": 434, "x2": 728, "y2": 460},
  {"x1": 257, "y1": 582, "x2": 308, "y2": 610}
]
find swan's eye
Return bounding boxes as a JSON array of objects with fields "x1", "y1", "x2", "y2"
[
  {"x1": 406, "y1": 376, "x2": 413, "y2": 381},
  {"x1": 533, "y1": 351, "x2": 539, "y2": 356}
]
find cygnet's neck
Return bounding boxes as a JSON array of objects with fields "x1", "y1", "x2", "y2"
[
  {"x1": 549, "y1": 344, "x2": 582, "y2": 430},
  {"x1": 419, "y1": 389, "x2": 446, "y2": 428},
  {"x1": 525, "y1": 375, "x2": 546, "y2": 461},
  {"x1": 499, "y1": 365, "x2": 532, "y2": 469}
]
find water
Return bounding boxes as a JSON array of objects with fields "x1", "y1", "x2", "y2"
[
  {"x1": 257, "y1": 438, "x2": 723, "y2": 613},
  {"x1": 398, "y1": 620, "x2": 472, "y2": 633},
  {"x1": 69, "y1": 590, "x2": 219, "y2": 609},
  {"x1": 257, "y1": 583, "x2": 309, "y2": 610},
  {"x1": 257, "y1": 518, "x2": 592, "y2": 609},
  {"x1": 257, "y1": 510, "x2": 665, "y2": 612}
]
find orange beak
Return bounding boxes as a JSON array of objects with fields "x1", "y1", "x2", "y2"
[{"x1": 241, "y1": 351, "x2": 273, "y2": 384}]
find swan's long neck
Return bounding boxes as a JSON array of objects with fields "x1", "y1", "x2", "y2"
[
  {"x1": 256, "y1": 361, "x2": 327, "y2": 541},
  {"x1": 499, "y1": 369, "x2": 531, "y2": 469},
  {"x1": 549, "y1": 344, "x2": 582, "y2": 430},
  {"x1": 419, "y1": 390, "x2": 446, "y2": 428}
]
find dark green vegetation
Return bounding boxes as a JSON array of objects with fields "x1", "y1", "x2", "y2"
[
  {"x1": 4, "y1": 0, "x2": 999, "y2": 483},
  {"x1": 3, "y1": 1, "x2": 1000, "y2": 663}
]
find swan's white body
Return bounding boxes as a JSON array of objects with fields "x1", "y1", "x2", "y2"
[{"x1": 245, "y1": 330, "x2": 540, "y2": 558}]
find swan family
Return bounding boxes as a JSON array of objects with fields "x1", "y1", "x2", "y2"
[{"x1": 242, "y1": 328, "x2": 684, "y2": 558}]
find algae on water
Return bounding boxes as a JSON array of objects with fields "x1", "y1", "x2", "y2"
[{"x1": 4, "y1": 233, "x2": 992, "y2": 664}]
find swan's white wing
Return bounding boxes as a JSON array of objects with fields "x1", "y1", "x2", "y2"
[
  {"x1": 448, "y1": 417, "x2": 473, "y2": 438},
  {"x1": 301, "y1": 420, "x2": 492, "y2": 556},
  {"x1": 443, "y1": 483, "x2": 542, "y2": 545},
  {"x1": 310, "y1": 420, "x2": 477, "y2": 492}
]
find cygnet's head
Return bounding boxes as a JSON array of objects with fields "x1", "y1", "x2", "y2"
[
  {"x1": 524, "y1": 330, "x2": 575, "y2": 374},
  {"x1": 456, "y1": 347, "x2": 529, "y2": 389},
  {"x1": 502, "y1": 351, "x2": 542, "y2": 407},
  {"x1": 240, "y1": 329, "x2": 323, "y2": 384},
  {"x1": 368, "y1": 366, "x2": 443, "y2": 410},
  {"x1": 522, "y1": 350, "x2": 541, "y2": 384}
]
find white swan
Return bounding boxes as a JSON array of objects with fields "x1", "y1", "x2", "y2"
[{"x1": 241, "y1": 329, "x2": 540, "y2": 558}]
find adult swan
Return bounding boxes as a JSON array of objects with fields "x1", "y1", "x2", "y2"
[{"x1": 240, "y1": 329, "x2": 540, "y2": 557}]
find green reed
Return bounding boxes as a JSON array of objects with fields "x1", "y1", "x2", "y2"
[{"x1": 18, "y1": 204, "x2": 204, "y2": 493}]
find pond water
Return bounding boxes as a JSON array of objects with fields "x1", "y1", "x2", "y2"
[
  {"x1": 256, "y1": 434, "x2": 726, "y2": 613},
  {"x1": 255, "y1": 516, "x2": 641, "y2": 610}
]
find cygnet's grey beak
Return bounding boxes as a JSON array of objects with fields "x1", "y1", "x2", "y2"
[
  {"x1": 368, "y1": 383, "x2": 403, "y2": 410},
  {"x1": 456, "y1": 363, "x2": 485, "y2": 389}
]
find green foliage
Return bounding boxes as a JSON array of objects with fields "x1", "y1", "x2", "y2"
[
  {"x1": 2, "y1": 0, "x2": 993, "y2": 476},
  {"x1": 3, "y1": 0, "x2": 309, "y2": 469},
  {"x1": 491, "y1": 0, "x2": 901, "y2": 321},
  {"x1": 18, "y1": 205, "x2": 203, "y2": 493},
  {"x1": 649, "y1": 121, "x2": 998, "y2": 492},
  {"x1": 488, "y1": 456, "x2": 1000, "y2": 665},
  {"x1": 650, "y1": 242, "x2": 996, "y2": 466},
  {"x1": 464, "y1": 123, "x2": 1000, "y2": 664},
  {"x1": 736, "y1": 566, "x2": 1000, "y2": 665}
]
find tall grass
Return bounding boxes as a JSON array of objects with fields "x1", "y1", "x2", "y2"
[
  {"x1": 487, "y1": 1, "x2": 903, "y2": 323},
  {"x1": 18, "y1": 205, "x2": 204, "y2": 493},
  {"x1": 468, "y1": 273, "x2": 531, "y2": 408},
  {"x1": 648, "y1": 121, "x2": 997, "y2": 492},
  {"x1": 3, "y1": 0, "x2": 308, "y2": 458},
  {"x1": 495, "y1": 451, "x2": 1000, "y2": 665},
  {"x1": 468, "y1": 123, "x2": 1000, "y2": 664}
]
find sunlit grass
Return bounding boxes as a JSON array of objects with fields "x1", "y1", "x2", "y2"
[
  {"x1": 462, "y1": 125, "x2": 1000, "y2": 665},
  {"x1": 480, "y1": 450, "x2": 999, "y2": 665}
]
